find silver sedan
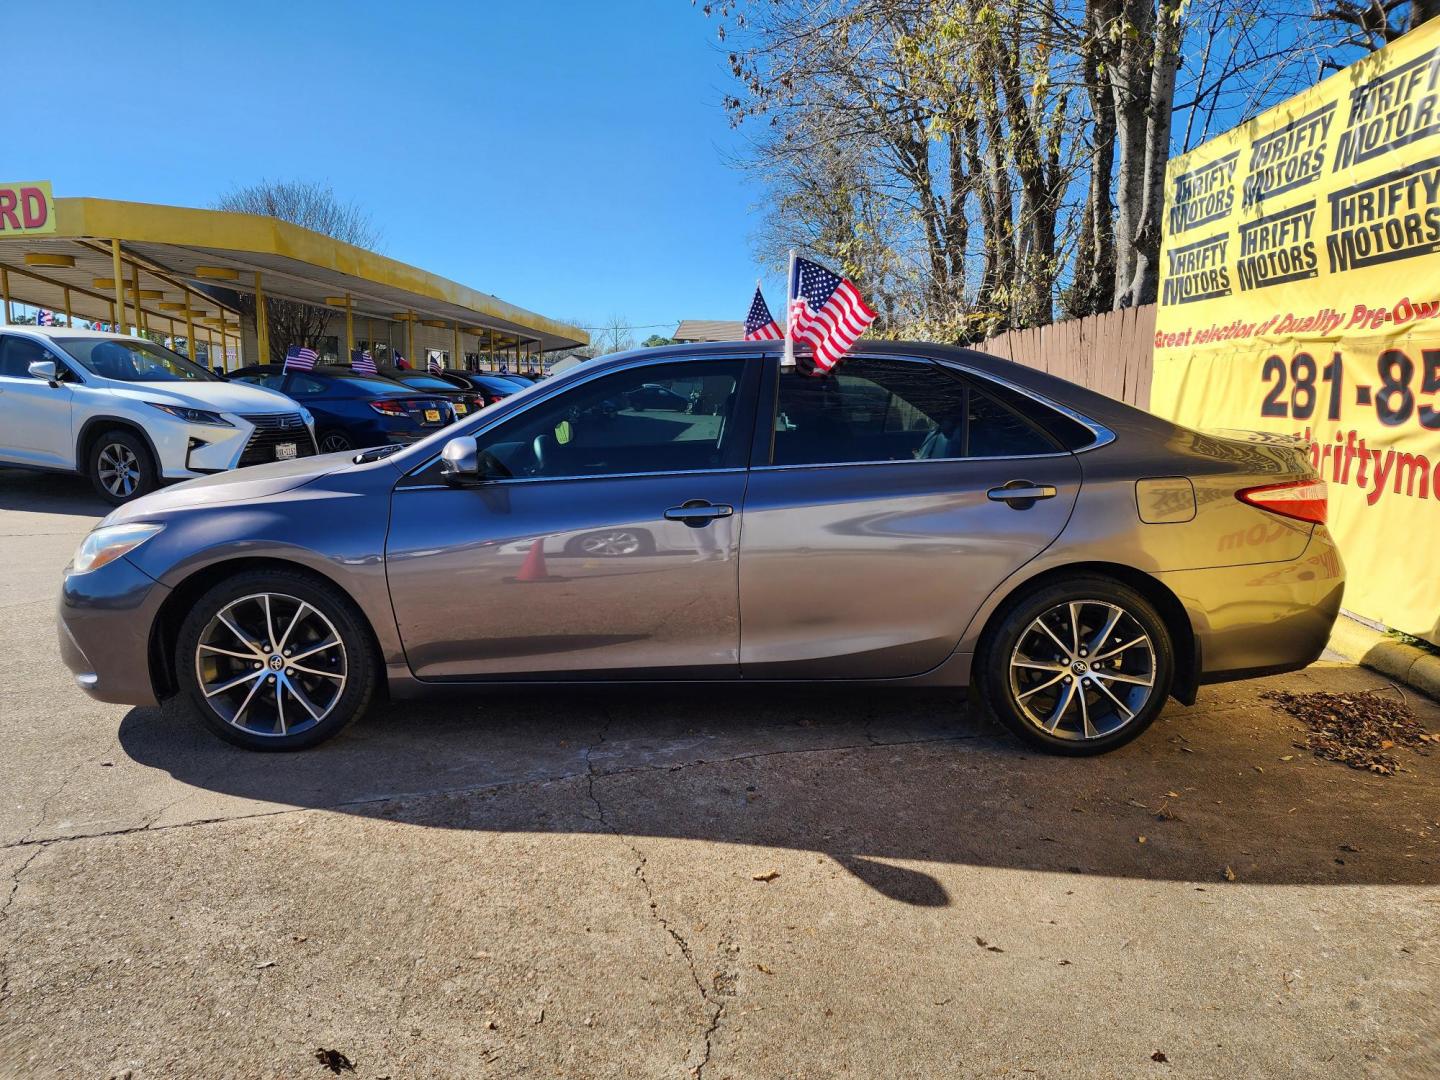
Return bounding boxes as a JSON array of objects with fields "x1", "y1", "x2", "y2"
[{"x1": 58, "y1": 342, "x2": 1343, "y2": 753}]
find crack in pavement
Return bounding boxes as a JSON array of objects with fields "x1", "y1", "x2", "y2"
[
  {"x1": 21, "y1": 760, "x2": 88, "y2": 844},
  {"x1": 0, "y1": 847, "x2": 44, "y2": 1001},
  {"x1": 1, "y1": 731, "x2": 976, "y2": 855},
  {"x1": 581, "y1": 710, "x2": 724, "y2": 1079}
]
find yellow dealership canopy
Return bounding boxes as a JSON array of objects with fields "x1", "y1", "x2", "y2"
[{"x1": 0, "y1": 189, "x2": 586, "y2": 363}]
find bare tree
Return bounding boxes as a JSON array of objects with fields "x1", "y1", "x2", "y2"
[
  {"x1": 214, "y1": 180, "x2": 381, "y2": 362},
  {"x1": 573, "y1": 315, "x2": 637, "y2": 358},
  {"x1": 701, "y1": 0, "x2": 1371, "y2": 336},
  {"x1": 1312, "y1": 0, "x2": 1440, "y2": 55}
]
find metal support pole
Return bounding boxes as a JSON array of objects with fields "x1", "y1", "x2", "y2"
[
  {"x1": 452, "y1": 322, "x2": 461, "y2": 370},
  {"x1": 184, "y1": 293, "x2": 196, "y2": 362},
  {"x1": 0, "y1": 267, "x2": 10, "y2": 324},
  {"x1": 345, "y1": 295, "x2": 354, "y2": 358},
  {"x1": 254, "y1": 272, "x2": 270, "y2": 365},
  {"x1": 63, "y1": 286, "x2": 73, "y2": 326},
  {"x1": 130, "y1": 259, "x2": 144, "y2": 334},
  {"x1": 110, "y1": 239, "x2": 127, "y2": 334},
  {"x1": 406, "y1": 311, "x2": 415, "y2": 368}
]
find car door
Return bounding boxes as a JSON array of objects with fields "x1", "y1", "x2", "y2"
[
  {"x1": 386, "y1": 354, "x2": 761, "y2": 679},
  {"x1": 738, "y1": 355, "x2": 1082, "y2": 679},
  {"x1": 0, "y1": 334, "x2": 78, "y2": 468}
]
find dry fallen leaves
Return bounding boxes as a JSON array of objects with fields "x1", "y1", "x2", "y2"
[
  {"x1": 974, "y1": 937, "x2": 1004, "y2": 953},
  {"x1": 1261, "y1": 688, "x2": 1432, "y2": 774},
  {"x1": 313, "y1": 1048, "x2": 355, "y2": 1074},
  {"x1": 751, "y1": 870, "x2": 780, "y2": 883}
]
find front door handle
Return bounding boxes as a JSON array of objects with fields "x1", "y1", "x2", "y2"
[
  {"x1": 987, "y1": 481, "x2": 1058, "y2": 509},
  {"x1": 664, "y1": 500, "x2": 734, "y2": 527}
]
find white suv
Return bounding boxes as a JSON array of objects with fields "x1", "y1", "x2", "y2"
[{"x1": 0, "y1": 327, "x2": 317, "y2": 504}]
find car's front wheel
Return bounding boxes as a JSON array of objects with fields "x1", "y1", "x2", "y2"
[
  {"x1": 975, "y1": 576, "x2": 1174, "y2": 756},
  {"x1": 175, "y1": 569, "x2": 379, "y2": 750},
  {"x1": 88, "y1": 429, "x2": 158, "y2": 505}
]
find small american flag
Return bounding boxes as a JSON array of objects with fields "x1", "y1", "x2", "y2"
[
  {"x1": 788, "y1": 256, "x2": 877, "y2": 372},
  {"x1": 284, "y1": 345, "x2": 318, "y2": 372},
  {"x1": 427, "y1": 353, "x2": 443, "y2": 375},
  {"x1": 744, "y1": 287, "x2": 782, "y2": 340},
  {"x1": 352, "y1": 348, "x2": 377, "y2": 375},
  {"x1": 37, "y1": 309, "x2": 55, "y2": 327}
]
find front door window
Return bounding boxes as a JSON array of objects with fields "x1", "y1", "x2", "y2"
[{"x1": 472, "y1": 359, "x2": 748, "y2": 480}]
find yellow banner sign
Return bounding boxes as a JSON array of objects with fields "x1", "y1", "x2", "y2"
[
  {"x1": 0, "y1": 181, "x2": 56, "y2": 235},
  {"x1": 1153, "y1": 21, "x2": 1440, "y2": 643}
]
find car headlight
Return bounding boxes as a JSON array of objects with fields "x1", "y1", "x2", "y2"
[
  {"x1": 72, "y1": 523, "x2": 165, "y2": 574},
  {"x1": 146, "y1": 402, "x2": 233, "y2": 427}
]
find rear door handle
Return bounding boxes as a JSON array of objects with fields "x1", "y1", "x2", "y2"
[
  {"x1": 664, "y1": 500, "x2": 734, "y2": 526},
  {"x1": 987, "y1": 481, "x2": 1058, "y2": 508}
]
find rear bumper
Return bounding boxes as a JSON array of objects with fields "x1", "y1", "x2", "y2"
[
  {"x1": 57, "y1": 554, "x2": 169, "y2": 706},
  {"x1": 1158, "y1": 526, "x2": 1345, "y2": 684}
]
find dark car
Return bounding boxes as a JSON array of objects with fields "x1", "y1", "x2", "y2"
[
  {"x1": 373, "y1": 368, "x2": 486, "y2": 420},
  {"x1": 228, "y1": 365, "x2": 455, "y2": 453},
  {"x1": 61, "y1": 341, "x2": 1343, "y2": 755}
]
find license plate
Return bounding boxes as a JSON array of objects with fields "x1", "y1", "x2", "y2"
[
  {"x1": 453, "y1": 403, "x2": 467, "y2": 415},
  {"x1": 275, "y1": 442, "x2": 298, "y2": 460},
  {"x1": 424, "y1": 409, "x2": 441, "y2": 423}
]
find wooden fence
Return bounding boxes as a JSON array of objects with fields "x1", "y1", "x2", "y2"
[{"x1": 973, "y1": 303, "x2": 1156, "y2": 409}]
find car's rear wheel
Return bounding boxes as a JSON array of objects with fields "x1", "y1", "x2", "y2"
[
  {"x1": 175, "y1": 569, "x2": 378, "y2": 751},
  {"x1": 318, "y1": 430, "x2": 353, "y2": 454},
  {"x1": 88, "y1": 429, "x2": 158, "y2": 505},
  {"x1": 975, "y1": 576, "x2": 1174, "y2": 756}
]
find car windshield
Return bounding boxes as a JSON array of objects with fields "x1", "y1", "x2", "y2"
[{"x1": 57, "y1": 337, "x2": 220, "y2": 382}]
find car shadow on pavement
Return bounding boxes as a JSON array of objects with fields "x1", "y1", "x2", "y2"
[
  {"x1": 116, "y1": 675, "x2": 1440, "y2": 904},
  {"x1": 0, "y1": 469, "x2": 106, "y2": 517}
]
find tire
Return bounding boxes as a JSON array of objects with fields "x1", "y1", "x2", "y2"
[
  {"x1": 318, "y1": 430, "x2": 354, "y2": 454},
  {"x1": 88, "y1": 429, "x2": 158, "y2": 505},
  {"x1": 974, "y1": 576, "x2": 1174, "y2": 756},
  {"x1": 174, "y1": 568, "x2": 379, "y2": 751}
]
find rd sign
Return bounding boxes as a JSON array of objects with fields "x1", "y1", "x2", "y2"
[{"x1": 0, "y1": 182, "x2": 56, "y2": 235}]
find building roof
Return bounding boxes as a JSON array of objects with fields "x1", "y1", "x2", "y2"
[
  {"x1": 672, "y1": 319, "x2": 745, "y2": 343},
  {"x1": 1, "y1": 196, "x2": 587, "y2": 351}
]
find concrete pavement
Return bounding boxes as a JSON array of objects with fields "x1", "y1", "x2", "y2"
[{"x1": 1, "y1": 468, "x2": 1437, "y2": 1079}]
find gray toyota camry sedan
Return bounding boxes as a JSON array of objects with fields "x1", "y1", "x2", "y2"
[{"x1": 58, "y1": 342, "x2": 1344, "y2": 754}]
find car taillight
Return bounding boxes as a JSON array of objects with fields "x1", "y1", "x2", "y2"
[
  {"x1": 467, "y1": 394, "x2": 486, "y2": 411},
  {"x1": 369, "y1": 400, "x2": 408, "y2": 416},
  {"x1": 1236, "y1": 478, "x2": 1327, "y2": 524}
]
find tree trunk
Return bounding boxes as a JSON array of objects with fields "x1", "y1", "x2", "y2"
[
  {"x1": 1106, "y1": 0, "x2": 1153, "y2": 308},
  {"x1": 1116, "y1": 0, "x2": 1183, "y2": 308}
]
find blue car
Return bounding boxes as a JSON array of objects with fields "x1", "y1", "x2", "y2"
[{"x1": 229, "y1": 364, "x2": 455, "y2": 453}]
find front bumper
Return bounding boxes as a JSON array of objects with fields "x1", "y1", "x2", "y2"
[
  {"x1": 1159, "y1": 526, "x2": 1346, "y2": 683},
  {"x1": 153, "y1": 417, "x2": 317, "y2": 480},
  {"x1": 57, "y1": 554, "x2": 170, "y2": 706}
]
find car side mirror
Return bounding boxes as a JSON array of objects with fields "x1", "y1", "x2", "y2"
[
  {"x1": 440, "y1": 436, "x2": 482, "y2": 485},
  {"x1": 28, "y1": 359, "x2": 60, "y2": 386}
]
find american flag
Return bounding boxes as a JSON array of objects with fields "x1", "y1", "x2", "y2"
[
  {"x1": 37, "y1": 309, "x2": 55, "y2": 327},
  {"x1": 744, "y1": 287, "x2": 782, "y2": 340},
  {"x1": 788, "y1": 256, "x2": 876, "y2": 372},
  {"x1": 284, "y1": 345, "x2": 319, "y2": 372},
  {"x1": 351, "y1": 348, "x2": 377, "y2": 375},
  {"x1": 427, "y1": 353, "x2": 443, "y2": 375}
]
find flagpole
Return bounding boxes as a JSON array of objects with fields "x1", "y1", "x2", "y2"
[{"x1": 781, "y1": 248, "x2": 797, "y2": 368}]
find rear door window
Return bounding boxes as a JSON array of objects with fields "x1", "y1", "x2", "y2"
[{"x1": 770, "y1": 358, "x2": 1057, "y2": 465}]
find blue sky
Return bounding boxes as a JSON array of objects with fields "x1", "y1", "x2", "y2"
[{"x1": 7, "y1": 0, "x2": 764, "y2": 338}]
